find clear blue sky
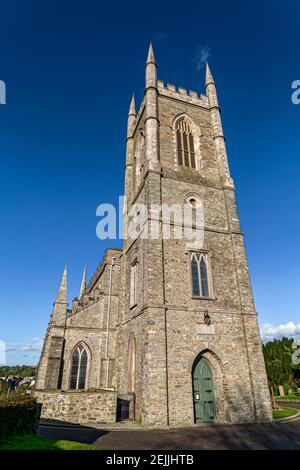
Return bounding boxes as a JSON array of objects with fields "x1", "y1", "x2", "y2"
[{"x1": 0, "y1": 0, "x2": 299, "y2": 365}]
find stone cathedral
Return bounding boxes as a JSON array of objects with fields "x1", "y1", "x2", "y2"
[{"x1": 35, "y1": 44, "x2": 272, "y2": 427}]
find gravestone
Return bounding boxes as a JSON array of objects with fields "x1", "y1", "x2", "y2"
[
  {"x1": 288, "y1": 389, "x2": 293, "y2": 395},
  {"x1": 278, "y1": 385, "x2": 285, "y2": 397}
]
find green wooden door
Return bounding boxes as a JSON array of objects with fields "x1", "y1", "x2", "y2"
[{"x1": 192, "y1": 357, "x2": 216, "y2": 423}]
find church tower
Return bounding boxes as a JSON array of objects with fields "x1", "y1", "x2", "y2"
[
  {"x1": 35, "y1": 44, "x2": 272, "y2": 428},
  {"x1": 116, "y1": 44, "x2": 272, "y2": 426}
]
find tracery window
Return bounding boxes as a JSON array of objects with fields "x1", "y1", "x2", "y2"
[
  {"x1": 191, "y1": 252, "x2": 211, "y2": 298},
  {"x1": 176, "y1": 119, "x2": 196, "y2": 169},
  {"x1": 69, "y1": 343, "x2": 88, "y2": 390}
]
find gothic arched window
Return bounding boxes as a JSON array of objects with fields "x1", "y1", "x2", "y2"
[
  {"x1": 69, "y1": 343, "x2": 89, "y2": 390},
  {"x1": 176, "y1": 119, "x2": 196, "y2": 169},
  {"x1": 191, "y1": 252, "x2": 211, "y2": 298}
]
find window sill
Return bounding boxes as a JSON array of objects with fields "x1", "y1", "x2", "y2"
[{"x1": 192, "y1": 296, "x2": 215, "y2": 301}]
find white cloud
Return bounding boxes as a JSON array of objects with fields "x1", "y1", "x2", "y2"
[
  {"x1": 6, "y1": 337, "x2": 43, "y2": 354},
  {"x1": 260, "y1": 321, "x2": 300, "y2": 342},
  {"x1": 192, "y1": 45, "x2": 211, "y2": 71}
]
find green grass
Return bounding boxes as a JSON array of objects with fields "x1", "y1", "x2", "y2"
[
  {"x1": 272, "y1": 407, "x2": 298, "y2": 420},
  {"x1": 276, "y1": 394, "x2": 300, "y2": 401},
  {"x1": 0, "y1": 434, "x2": 99, "y2": 450}
]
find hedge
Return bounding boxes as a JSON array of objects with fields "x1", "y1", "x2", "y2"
[{"x1": 0, "y1": 397, "x2": 41, "y2": 443}]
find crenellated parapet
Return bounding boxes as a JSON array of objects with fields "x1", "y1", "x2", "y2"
[
  {"x1": 85, "y1": 247, "x2": 122, "y2": 294},
  {"x1": 70, "y1": 289, "x2": 105, "y2": 315},
  {"x1": 157, "y1": 80, "x2": 209, "y2": 108}
]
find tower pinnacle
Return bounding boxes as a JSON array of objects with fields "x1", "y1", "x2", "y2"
[
  {"x1": 55, "y1": 265, "x2": 67, "y2": 303},
  {"x1": 79, "y1": 265, "x2": 87, "y2": 298},
  {"x1": 50, "y1": 265, "x2": 68, "y2": 326},
  {"x1": 146, "y1": 42, "x2": 156, "y2": 65},
  {"x1": 144, "y1": 42, "x2": 159, "y2": 168},
  {"x1": 128, "y1": 94, "x2": 136, "y2": 117},
  {"x1": 205, "y1": 62, "x2": 215, "y2": 87}
]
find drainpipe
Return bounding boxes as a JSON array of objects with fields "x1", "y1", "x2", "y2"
[{"x1": 105, "y1": 256, "x2": 115, "y2": 387}]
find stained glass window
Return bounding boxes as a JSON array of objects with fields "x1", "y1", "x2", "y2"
[
  {"x1": 200, "y1": 256, "x2": 209, "y2": 298},
  {"x1": 191, "y1": 255, "x2": 200, "y2": 297},
  {"x1": 69, "y1": 344, "x2": 89, "y2": 390},
  {"x1": 70, "y1": 349, "x2": 79, "y2": 389}
]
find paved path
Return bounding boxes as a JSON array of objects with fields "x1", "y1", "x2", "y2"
[{"x1": 39, "y1": 403, "x2": 300, "y2": 450}]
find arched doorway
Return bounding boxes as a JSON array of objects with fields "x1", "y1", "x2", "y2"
[{"x1": 192, "y1": 356, "x2": 216, "y2": 423}]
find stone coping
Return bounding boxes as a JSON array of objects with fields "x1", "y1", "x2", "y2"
[
  {"x1": 274, "y1": 407, "x2": 300, "y2": 423},
  {"x1": 39, "y1": 419, "x2": 147, "y2": 431},
  {"x1": 275, "y1": 399, "x2": 300, "y2": 403},
  {"x1": 35, "y1": 388, "x2": 116, "y2": 394}
]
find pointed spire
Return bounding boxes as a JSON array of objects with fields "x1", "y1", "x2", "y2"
[
  {"x1": 146, "y1": 42, "x2": 156, "y2": 65},
  {"x1": 128, "y1": 94, "x2": 136, "y2": 116},
  {"x1": 79, "y1": 265, "x2": 87, "y2": 298},
  {"x1": 145, "y1": 42, "x2": 158, "y2": 167},
  {"x1": 205, "y1": 62, "x2": 215, "y2": 87},
  {"x1": 55, "y1": 265, "x2": 67, "y2": 303}
]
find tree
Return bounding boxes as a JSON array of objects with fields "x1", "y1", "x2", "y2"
[
  {"x1": 263, "y1": 337, "x2": 300, "y2": 395},
  {"x1": 0, "y1": 365, "x2": 36, "y2": 378}
]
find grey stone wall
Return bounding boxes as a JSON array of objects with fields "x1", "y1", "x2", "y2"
[{"x1": 35, "y1": 390, "x2": 117, "y2": 424}]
